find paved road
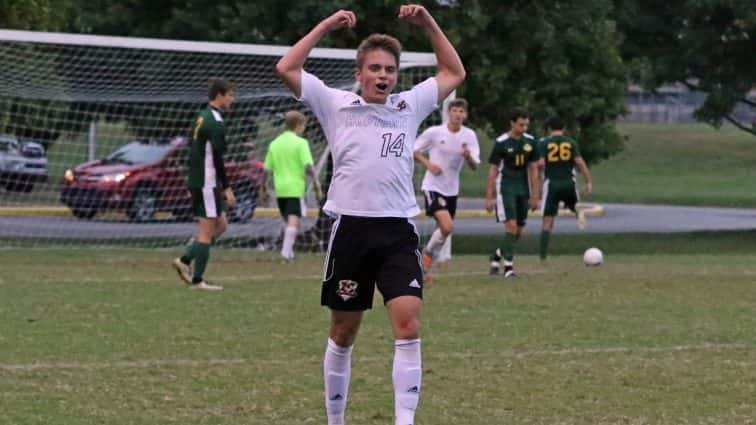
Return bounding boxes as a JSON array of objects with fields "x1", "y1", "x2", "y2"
[{"x1": 2, "y1": 202, "x2": 756, "y2": 241}]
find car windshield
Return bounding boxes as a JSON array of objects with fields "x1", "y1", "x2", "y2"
[{"x1": 105, "y1": 142, "x2": 172, "y2": 165}]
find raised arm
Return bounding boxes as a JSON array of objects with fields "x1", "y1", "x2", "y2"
[
  {"x1": 399, "y1": 4, "x2": 466, "y2": 101},
  {"x1": 275, "y1": 10, "x2": 356, "y2": 97}
]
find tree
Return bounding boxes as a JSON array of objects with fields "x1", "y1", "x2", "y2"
[
  {"x1": 436, "y1": 0, "x2": 627, "y2": 163},
  {"x1": 0, "y1": 0, "x2": 77, "y2": 30},
  {"x1": 73, "y1": 0, "x2": 629, "y2": 163},
  {"x1": 616, "y1": 0, "x2": 756, "y2": 135}
]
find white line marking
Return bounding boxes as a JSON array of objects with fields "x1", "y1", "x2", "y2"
[{"x1": 1, "y1": 343, "x2": 752, "y2": 372}]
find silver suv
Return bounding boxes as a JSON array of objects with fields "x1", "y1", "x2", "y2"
[{"x1": 0, "y1": 134, "x2": 49, "y2": 192}]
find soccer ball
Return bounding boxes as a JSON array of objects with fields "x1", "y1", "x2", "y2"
[{"x1": 583, "y1": 247, "x2": 603, "y2": 266}]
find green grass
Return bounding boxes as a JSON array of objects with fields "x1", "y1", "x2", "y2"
[
  {"x1": 2, "y1": 247, "x2": 754, "y2": 424},
  {"x1": 450, "y1": 123, "x2": 756, "y2": 207}
]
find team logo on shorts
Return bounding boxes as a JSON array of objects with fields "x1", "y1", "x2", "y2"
[
  {"x1": 438, "y1": 196, "x2": 447, "y2": 207},
  {"x1": 336, "y1": 280, "x2": 359, "y2": 301}
]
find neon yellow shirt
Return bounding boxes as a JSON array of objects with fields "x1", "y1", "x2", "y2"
[{"x1": 263, "y1": 131, "x2": 314, "y2": 198}]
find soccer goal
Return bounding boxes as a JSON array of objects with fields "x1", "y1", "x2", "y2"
[{"x1": 0, "y1": 30, "x2": 441, "y2": 249}]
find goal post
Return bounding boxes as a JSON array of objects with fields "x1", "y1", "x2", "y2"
[{"x1": 0, "y1": 30, "x2": 441, "y2": 249}]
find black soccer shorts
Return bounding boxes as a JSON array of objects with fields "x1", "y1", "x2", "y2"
[{"x1": 321, "y1": 215, "x2": 424, "y2": 311}]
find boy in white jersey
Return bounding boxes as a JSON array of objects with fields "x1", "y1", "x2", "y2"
[
  {"x1": 276, "y1": 5, "x2": 465, "y2": 425},
  {"x1": 414, "y1": 98, "x2": 480, "y2": 281}
]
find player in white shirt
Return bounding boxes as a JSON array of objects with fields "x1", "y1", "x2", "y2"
[
  {"x1": 275, "y1": 5, "x2": 464, "y2": 425},
  {"x1": 414, "y1": 98, "x2": 480, "y2": 281}
]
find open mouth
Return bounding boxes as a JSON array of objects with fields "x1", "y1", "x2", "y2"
[{"x1": 376, "y1": 83, "x2": 388, "y2": 92}]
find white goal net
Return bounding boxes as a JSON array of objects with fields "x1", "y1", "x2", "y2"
[{"x1": 0, "y1": 30, "x2": 441, "y2": 250}]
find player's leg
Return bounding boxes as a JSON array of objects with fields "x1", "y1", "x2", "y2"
[
  {"x1": 279, "y1": 198, "x2": 302, "y2": 259},
  {"x1": 566, "y1": 183, "x2": 586, "y2": 229},
  {"x1": 387, "y1": 296, "x2": 422, "y2": 425},
  {"x1": 174, "y1": 188, "x2": 221, "y2": 289},
  {"x1": 540, "y1": 184, "x2": 560, "y2": 260},
  {"x1": 540, "y1": 215, "x2": 555, "y2": 260},
  {"x1": 325, "y1": 310, "x2": 363, "y2": 425},
  {"x1": 495, "y1": 190, "x2": 520, "y2": 277},
  {"x1": 422, "y1": 210, "x2": 453, "y2": 273},
  {"x1": 321, "y1": 216, "x2": 377, "y2": 425},
  {"x1": 377, "y1": 220, "x2": 424, "y2": 425}
]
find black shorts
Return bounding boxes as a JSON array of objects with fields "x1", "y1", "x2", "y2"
[
  {"x1": 423, "y1": 191, "x2": 458, "y2": 219},
  {"x1": 277, "y1": 197, "x2": 303, "y2": 218},
  {"x1": 321, "y1": 216, "x2": 424, "y2": 311},
  {"x1": 190, "y1": 187, "x2": 226, "y2": 218}
]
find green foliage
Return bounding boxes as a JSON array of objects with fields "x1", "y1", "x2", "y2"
[
  {"x1": 616, "y1": 0, "x2": 756, "y2": 135},
  {"x1": 71, "y1": 0, "x2": 629, "y2": 164},
  {"x1": 0, "y1": 0, "x2": 76, "y2": 30}
]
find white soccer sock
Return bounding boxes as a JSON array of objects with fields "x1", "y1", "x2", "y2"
[
  {"x1": 324, "y1": 338, "x2": 353, "y2": 425},
  {"x1": 281, "y1": 226, "x2": 297, "y2": 258},
  {"x1": 393, "y1": 339, "x2": 421, "y2": 425},
  {"x1": 423, "y1": 228, "x2": 447, "y2": 259}
]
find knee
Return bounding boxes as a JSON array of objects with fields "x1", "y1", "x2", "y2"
[
  {"x1": 393, "y1": 316, "x2": 421, "y2": 340},
  {"x1": 330, "y1": 321, "x2": 359, "y2": 347},
  {"x1": 439, "y1": 221, "x2": 454, "y2": 236}
]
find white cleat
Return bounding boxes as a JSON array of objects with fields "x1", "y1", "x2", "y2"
[
  {"x1": 172, "y1": 258, "x2": 192, "y2": 285},
  {"x1": 190, "y1": 281, "x2": 223, "y2": 291}
]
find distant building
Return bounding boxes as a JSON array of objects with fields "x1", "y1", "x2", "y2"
[{"x1": 622, "y1": 83, "x2": 756, "y2": 125}]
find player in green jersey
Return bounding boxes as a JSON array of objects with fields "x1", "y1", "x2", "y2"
[
  {"x1": 537, "y1": 116, "x2": 593, "y2": 260},
  {"x1": 485, "y1": 109, "x2": 540, "y2": 277},
  {"x1": 172, "y1": 79, "x2": 236, "y2": 291},
  {"x1": 263, "y1": 110, "x2": 322, "y2": 260}
]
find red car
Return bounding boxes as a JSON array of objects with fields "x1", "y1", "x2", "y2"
[{"x1": 61, "y1": 137, "x2": 264, "y2": 222}]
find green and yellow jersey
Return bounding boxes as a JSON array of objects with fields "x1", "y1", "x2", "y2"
[
  {"x1": 538, "y1": 134, "x2": 581, "y2": 182},
  {"x1": 187, "y1": 106, "x2": 229, "y2": 190},
  {"x1": 488, "y1": 132, "x2": 539, "y2": 194}
]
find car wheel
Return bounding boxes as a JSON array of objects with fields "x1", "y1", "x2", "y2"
[
  {"x1": 71, "y1": 208, "x2": 96, "y2": 219},
  {"x1": 128, "y1": 185, "x2": 158, "y2": 222},
  {"x1": 229, "y1": 188, "x2": 257, "y2": 223}
]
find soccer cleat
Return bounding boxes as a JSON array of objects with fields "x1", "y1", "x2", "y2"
[
  {"x1": 422, "y1": 253, "x2": 433, "y2": 270},
  {"x1": 577, "y1": 208, "x2": 587, "y2": 230},
  {"x1": 489, "y1": 260, "x2": 501, "y2": 275},
  {"x1": 503, "y1": 266, "x2": 516, "y2": 278},
  {"x1": 172, "y1": 258, "x2": 192, "y2": 285},
  {"x1": 190, "y1": 280, "x2": 223, "y2": 291}
]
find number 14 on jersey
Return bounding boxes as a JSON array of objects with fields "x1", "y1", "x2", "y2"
[{"x1": 380, "y1": 132, "x2": 406, "y2": 158}]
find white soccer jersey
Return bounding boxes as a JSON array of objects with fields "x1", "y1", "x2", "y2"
[
  {"x1": 415, "y1": 124, "x2": 480, "y2": 196},
  {"x1": 299, "y1": 70, "x2": 438, "y2": 217}
]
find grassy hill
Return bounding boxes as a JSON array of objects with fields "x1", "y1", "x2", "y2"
[{"x1": 449, "y1": 123, "x2": 756, "y2": 207}]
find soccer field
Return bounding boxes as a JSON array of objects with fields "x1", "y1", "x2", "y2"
[{"x1": 2, "y1": 249, "x2": 755, "y2": 424}]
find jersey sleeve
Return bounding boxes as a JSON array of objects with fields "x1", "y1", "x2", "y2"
[
  {"x1": 299, "y1": 70, "x2": 340, "y2": 133},
  {"x1": 467, "y1": 130, "x2": 481, "y2": 165},
  {"x1": 263, "y1": 145, "x2": 274, "y2": 171},
  {"x1": 414, "y1": 126, "x2": 435, "y2": 153},
  {"x1": 410, "y1": 77, "x2": 439, "y2": 124},
  {"x1": 211, "y1": 126, "x2": 229, "y2": 189},
  {"x1": 572, "y1": 138, "x2": 582, "y2": 157},
  {"x1": 525, "y1": 142, "x2": 538, "y2": 163},
  {"x1": 299, "y1": 139, "x2": 314, "y2": 167}
]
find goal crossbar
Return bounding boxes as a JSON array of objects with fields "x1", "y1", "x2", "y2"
[{"x1": 0, "y1": 29, "x2": 438, "y2": 69}]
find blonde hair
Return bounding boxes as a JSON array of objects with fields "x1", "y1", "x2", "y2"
[
  {"x1": 356, "y1": 34, "x2": 402, "y2": 69},
  {"x1": 284, "y1": 110, "x2": 307, "y2": 131}
]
